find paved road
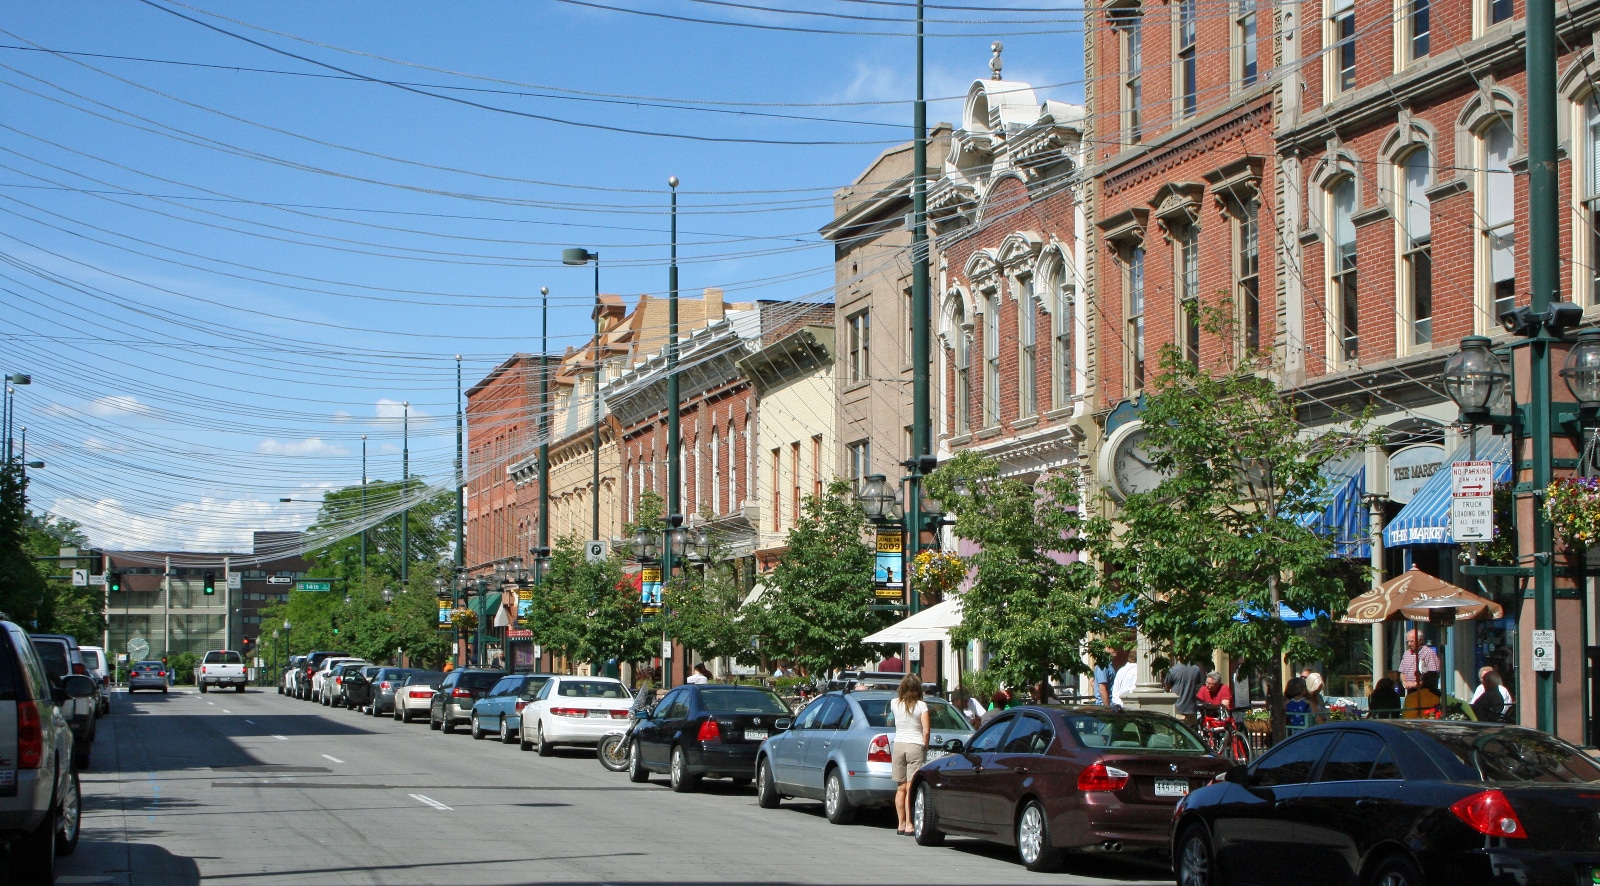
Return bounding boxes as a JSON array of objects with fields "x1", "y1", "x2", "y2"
[{"x1": 48, "y1": 687, "x2": 1174, "y2": 886}]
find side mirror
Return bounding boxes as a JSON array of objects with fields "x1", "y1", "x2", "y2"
[
  {"x1": 1224, "y1": 764, "x2": 1251, "y2": 785},
  {"x1": 774, "y1": 717, "x2": 792, "y2": 732},
  {"x1": 943, "y1": 738, "x2": 966, "y2": 754},
  {"x1": 61, "y1": 674, "x2": 96, "y2": 699}
]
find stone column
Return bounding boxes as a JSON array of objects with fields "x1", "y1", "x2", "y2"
[{"x1": 1121, "y1": 629, "x2": 1177, "y2": 714}]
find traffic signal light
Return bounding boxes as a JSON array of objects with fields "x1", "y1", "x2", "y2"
[
  {"x1": 203, "y1": 573, "x2": 216, "y2": 595},
  {"x1": 107, "y1": 572, "x2": 121, "y2": 593},
  {"x1": 331, "y1": 615, "x2": 340, "y2": 635}
]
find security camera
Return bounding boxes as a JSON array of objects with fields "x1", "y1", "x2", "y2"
[
  {"x1": 1546, "y1": 301, "x2": 1584, "y2": 332},
  {"x1": 1500, "y1": 306, "x2": 1540, "y2": 336}
]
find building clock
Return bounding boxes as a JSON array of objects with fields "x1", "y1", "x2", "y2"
[{"x1": 1098, "y1": 420, "x2": 1164, "y2": 502}]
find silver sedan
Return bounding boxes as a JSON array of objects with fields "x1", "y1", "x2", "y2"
[{"x1": 127, "y1": 660, "x2": 169, "y2": 693}]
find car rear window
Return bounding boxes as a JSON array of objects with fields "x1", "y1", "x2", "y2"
[
  {"x1": 410, "y1": 671, "x2": 447, "y2": 687},
  {"x1": 80, "y1": 650, "x2": 103, "y2": 670},
  {"x1": 0, "y1": 629, "x2": 18, "y2": 701},
  {"x1": 858, "y1": 698, "x2": 971, "y2": 731},
  {"x1": 1416, "y1": 725, "x2": 1600, "y2": 784},
  {"x1": 554, "y1": 679, "x2": 629, "y2": 699},
  {"x1": 697, "y1": 687, "x2": 789, "y2": 714},
  {"x1": 134, "y1": 660, "x2": 163, "y2": 669},
  {"x1": 1067, "y1": 714, "x2": 1207, "y2": 752},
  {"x1": 521, "y1": 676, "x2": 551, "y2": 699},
  {"x1": 205, "y1": 651, "x2": 243, "y2": 664},
  {"x1": 32, "y1": 640, "x2": 69, "y2": 677},
  {"x1": 458, "y1": 672, "x2": 506, "y2": 691}
]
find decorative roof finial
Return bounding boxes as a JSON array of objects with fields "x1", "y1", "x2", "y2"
[{"x1": 990, "y1": 41, "x2": 1004, "y2": 80}]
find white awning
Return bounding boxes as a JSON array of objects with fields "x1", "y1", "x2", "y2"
[{"x1": 862, "y1": 597, "x2": 964, "y2": 644}]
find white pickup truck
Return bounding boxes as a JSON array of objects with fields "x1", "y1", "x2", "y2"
[{"x1": 196, "y1": 650, "x2": 248, "y2": 693}]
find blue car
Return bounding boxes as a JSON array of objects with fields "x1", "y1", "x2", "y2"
[{"x1": 470, "y1": 674, "x2": 553, "y2": 744}]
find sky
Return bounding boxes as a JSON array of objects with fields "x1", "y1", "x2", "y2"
[{"x1": 0, "y1": 1, "x2": 1082, "y2": 555}]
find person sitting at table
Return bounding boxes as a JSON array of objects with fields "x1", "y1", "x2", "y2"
[
  {"x1": 1284, "y1": 677, "x2": 1310, "y2": 730},
  {"x1": 1368, "y1": 677, "x2": 1402, "y2": 717},
  {"x1": 1402, "y1": 671, "x2": 1442, "y2": 719}
]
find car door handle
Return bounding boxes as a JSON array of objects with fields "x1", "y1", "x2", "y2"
[
  {"x1": 1355, "y1": 798, "x2": 1379, "y2": 809},
  {"x1": 1274, "y1": 799, "x2": 1293, "y2": 809},
  {"x1": 1013, "y1": 766, "x2": 1029, "y2": 774}
]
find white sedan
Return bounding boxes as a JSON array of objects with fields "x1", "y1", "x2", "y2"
[
  {"x1": 393, "y1": 671, "x2": 446, "y2": 723},
  {"x1": 519, "y1": 676, "x2": 632, "y2": 756}
]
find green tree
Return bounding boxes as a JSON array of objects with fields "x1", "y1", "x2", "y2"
[
  {"x1": 0, "y1": 466, "x2": 48, "y2": 626},
  {"x1": 925, "y1": 450, "x2": 1110, "y2": 690},
  {"x1": 523, "y1": 537, "x2": 590, "y2": 667},
  {"x1": 755, "y1": 479, "x2": 883, "y2": 675},
  {"x1": 1104, "y1": 343, "x2": 1368, "y2": 741},
  {"x1": 25, "y1": 512, "x2": 105, "y2": 642},
  {"x1": 304, "y1": 478, "x2": 454, "y2": 587},
  {"x1": 664, "y1": 560, "x2": 755, "y2": 668}
]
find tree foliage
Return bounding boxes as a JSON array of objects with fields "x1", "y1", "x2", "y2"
[
  {"x1": 524, "y1": 535, "x2": 652, "y2": 673},
  {"x1": 304, "y1": 477, "x2": 455, "y2": 587},
  {"x1": 0, "y1": 466, "x2": 48, "y2": 626},
  {"x1": 926, "y1": 451, "x2": 1110, "y2": 689},
  {"x1": 755, "y1": 479, "x2": 884, "y2": 675},
  {"x1": 664, "y1": 559, "x2": 755, "y2": 667}
]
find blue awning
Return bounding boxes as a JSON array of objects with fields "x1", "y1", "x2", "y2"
[
  {"x1": 1233, "y1": 602, "x2": 1324, "y2": 626},
  {"x1": 1384, "y1": 436, "x2": 1511, "y2": 547},
  {"x1": 1293, "y1": 452, "x2": 1369, "y2": 559}
]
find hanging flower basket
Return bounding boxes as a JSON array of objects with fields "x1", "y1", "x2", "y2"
[
  {"x1": 1544, "y1": 478, "x2": 1600, "y2": 566},
  {"x1": 911, "y1": 549, "x2": 966, "y2": 597},
  {"x1": 450, "y1": 608, "x2": 478, "y2": 632}
]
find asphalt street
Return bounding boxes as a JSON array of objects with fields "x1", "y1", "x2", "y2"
[{"x1": 48, "y1": 686, "x2": 1175, "y2": 886}]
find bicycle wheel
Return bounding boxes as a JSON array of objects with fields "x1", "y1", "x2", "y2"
[{"x1": 1226, "y1": 730, "x2": 1252, "y2": 765}]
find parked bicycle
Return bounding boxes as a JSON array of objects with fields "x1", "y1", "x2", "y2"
[{"x1": 1196, "y1": 703, "x2": 1252, "y2": 765}]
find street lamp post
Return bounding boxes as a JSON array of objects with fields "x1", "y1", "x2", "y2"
[
  {"x1": 539, "y1": 287, "x2": 551, "y2": 570},
  {"x1": 360, "y1": 435, "x2": 368, "y2": 577},
  {"x1": 631, "y1": 514, "x2": 688, "y2": 689},
  {"x1": 3, "y1": 373, "x2": 30, "y2": 464},
  {"x1": 402, "y1": 401, "x2": 410, "y2": 585},
  {"x1": 474, "y1": 576, "x2": 489, "y2": 667},
  {"x1": 455, "y1": 356, "x2": 465, "y2": 589},
  {"x1": 562, "y1": 247, "x2": 603, "y2": 542}
]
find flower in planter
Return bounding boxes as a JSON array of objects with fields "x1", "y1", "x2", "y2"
[{"x1": 1546, "y1": 477, "x2": 1600, "y2": 548}]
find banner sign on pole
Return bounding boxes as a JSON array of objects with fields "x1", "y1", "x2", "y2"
[
  {"x1": 517, "y1": 588, "x2": 533, "y2": 620},
  {"x1": 874, "y1": 528, "x2": 904, "y2": 594},
  {"x1": 641, "y1": 566, "x2": 663, "y2": 613},
  {"x1": 1449, "y1": 461, "x2": 1495, "y2": 542},
  {"x1": 437, "y1": 598, "x2": 451, "y2": 626}
]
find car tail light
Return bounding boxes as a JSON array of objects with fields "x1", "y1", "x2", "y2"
[
  {"x1": 17, "y1": 700, "x2": 42, "y2": 769},
  {"x1": 1451, "y1": 790, "x2": 1527, "y2": 839},
  {"x1": 698, "y1": 719, "x2": 722, "y2": 742},
  {"x1": 380, "y1": 681, "x2": 391, "y2": 690},
  {"x1": 335, "y1": 676, "x2": 343, "y2": 685},
  {"x1": 515, "y1": 700, "x2": 528, "y2": 712},
  {"x1": 410, "y1": 689, "x2": 430, "y2": 698},
  {"x1": 1078, "y1": 762, "x2": 1130, "y2": 792},
  {"x1": 72, "y1": 663, "x2": 88, "y2": 676},
  {"x1": 158, "y1": 671, "x2": 166, "y2": 678},
  {"x1": 867, "y1": 733, "x2": 892, "y2": 763},
  {"x1": 550, "y1": 707, "x2": 586, "y2": 717},
  {"x1": 610, "y1": 710, "x2": 629, "y2": 719},
  {"x1": 452, "y1": 688, "x2": 472, "y2": 698}
]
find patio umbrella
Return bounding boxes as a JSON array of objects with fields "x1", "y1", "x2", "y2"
[
  {"x1": 862, "y1": 597, "x2": 964, "y2": 644},
  {"x1": 1340, "y1": 567, "x2": 1504, "y2": 624}
]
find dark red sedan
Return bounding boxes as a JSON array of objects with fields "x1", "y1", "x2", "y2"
[{"x1": 911, "y1": 705, "x2": 1228, "y2": 871}]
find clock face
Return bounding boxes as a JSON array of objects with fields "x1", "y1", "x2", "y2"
[{"x1": 1108, "y1": 425, "x2": 1164, "y2": 501}]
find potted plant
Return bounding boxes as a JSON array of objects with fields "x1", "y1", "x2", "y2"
[
  {"x1": 1243, "y1": 707, "x2": 1271, "y2": 733},
  {"x1": 450, "y1": 607, "x2": 478, "y2": 633},
  {"x1": 1544, "y1": 477, "x2": 1600, "y2": 566}
]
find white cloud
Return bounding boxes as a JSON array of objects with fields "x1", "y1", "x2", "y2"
[
  {"x1": 331, "y1": 410, "x2": 353, "y2": 422},
  {"x1": 257, "y1": 437, "x2": 351, "y2": 457},
  {"x1": 44, "y1": 495, "x2": 305, "y2": 552},
  {"x1": 82, "y1": 437, "x2": 129, "y2": 452},
  {"x1": 85, "y1": 395, "x2": 158, "y2": 418}
]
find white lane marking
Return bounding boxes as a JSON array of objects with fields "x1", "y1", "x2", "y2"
[
  {"x1": 222, "y1": 710, "x2": 232, "y2": 714},
  {"x1": 207, "y1": 702, "x2": 215, "y2": 706},
  {"x1": 409, "y1": 794, "x2": 452, "y2": 811},
  {"x1": 321, "y1": 754, "x2": 344, "y2": 764},
  {"x1": 271, "y1": 735, "x2": 288, "y2": 741}
]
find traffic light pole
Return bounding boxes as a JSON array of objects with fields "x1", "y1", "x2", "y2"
[{"x1": 1528, "y1": 0, "x2": 1559, "y2": 735}]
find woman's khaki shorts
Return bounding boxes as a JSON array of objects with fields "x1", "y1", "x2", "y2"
[{"x1": 891, "y1": 744, "x2": 926, "y2": 783}]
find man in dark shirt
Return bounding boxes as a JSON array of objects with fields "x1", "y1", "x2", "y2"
[{"x1": 1163, "y1": 656, "x2": 1205, "y2": 724}]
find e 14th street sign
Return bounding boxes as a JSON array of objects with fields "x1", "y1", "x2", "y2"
[{"x1": 294, "y1": 580, "x2": 333, "y2": 592}]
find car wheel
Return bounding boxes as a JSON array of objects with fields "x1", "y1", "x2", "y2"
[
  {"x1": 520, "y1": 722, "x2": 534, "y2": 752},
  {"x1": 471, "y1": 714, "x2": 485, "y2": 740},
  {"x1": 1367, "y1": 853, "x2": 1424, "y2": 886},
  {"x1": 160, "y1": 686, "x2": 167, "y2": 694},
  {"x1": 199, "y1": 682, "x2": 208, "y2": 694},
  {"x1": 1016, "y1": 800, "x2": 1064, "y2": 872},
  {"x1": 236, "y1": 684, "x2": 245, "y2": 694},
  {"x1": 823, "y1": 767, "x2": 856, "y2": 824},
  {"x1": 11, "y1": 777, "x2": 57, "y2": 884},
  {"x1": 442, "y1": 713, "x2": 456, "y2": 734},
  {"x1": 429, "y1": 709, "x2": 442, "y2": 731},
  {"x1": 55, "y1": 769, "x2": 81, "y2": 856},
  {"x1": 913, "y1": 782, "x2": 944, "y2": 847},
  {"x1": 395, "y1": 706, "x2": 404, "y2": 722},
  {"x1": 536, "y1": 723, "x2": 555, "y2": 757},
  {"x1": 1176, "y1": 824, "x2": 1215, "y2": 886},
  {"x1": 500, "y1": 717, "x2": 516, "y2": 745},
  {"x1": 669, "y1": 745, "x2": 700, "y2": 793},
  {"x1": 627, "y1": 740, "x2": 650, "y2": 783},
  {"x1": 756, "y1": 759, "x2": 781, "y2": 809}
]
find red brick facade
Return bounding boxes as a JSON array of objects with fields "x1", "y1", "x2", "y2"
[{"x1": 465, "y1": 354, "x2": 540, "y2": 574}]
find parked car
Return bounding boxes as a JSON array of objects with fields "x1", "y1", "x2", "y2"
[
  {"x1": 0, "y1": 617, "x2": 92, "y2": 885},
  {"x1": 1172, "y1": 719, "x2": 1600, "y2": 886},
  {"x1": 910, "y1": 705, "x2": 1229, "y2": 871},
  {"x1": 321, "y1": 660, "x2": 370, "y2": 707},
  {"x1": 310, "y1": 657, "x2": 364, "y2": 705},
  {"x1": 520, "y1": 675, "x2": 633, "y2": 756},
  {"x1": 429, "y1": 669, "x2": 506, "y2": 733},
  {"x1": 393, "y1": 671, "x2": 446, "y2": 723},
  {"x1": 77, "y1": 645, "x2": 110, "y2": 715},
  {"x1": 756, "y1": 689, "x2": 972, "y2": 824},
  {"x1": 196, "y1": 650, "x2": 248, "y2": 693},
  {"x1": 279, "y1": 655, "x2": 306, "y2": 695},
  {"x1": 628, "y1": 682, "x2": 789, "y2": 791},
  {"x1": 346, "y1": 666, "x2": 414, "y2": 716},
  {"x1": 27, "y1": 635, "x2": 95, "y2": 770},
  {"x1": 470, "y1": 674, "x2": 553, "y2": 743},
  {"x1": 293, "y1": 651, "x2": 349, "y2": 700},
  {"x1": 127, "y1": 660, "x2": 169, "y2": 693}
]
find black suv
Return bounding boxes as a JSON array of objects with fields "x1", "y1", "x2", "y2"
[
  {"x1": 429, "y1": 669, "x2": 505, "y2": 734},
  {"x1": 292, "y1": 651, "x2": 349, "y2": 700}
]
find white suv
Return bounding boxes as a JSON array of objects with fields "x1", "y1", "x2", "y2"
[
  {"x1": 77, "y1": 645, "x2": 110, "y2": 715},
  {"x1": 0, "y1": 618, "x2": 93, "y2": 884}
]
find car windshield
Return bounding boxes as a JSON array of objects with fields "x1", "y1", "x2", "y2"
[
  {"x1": 135, "y1": 661, "x2": 163, "y2": 669},
  {"x1": 33, "y1": 641, "x2": 68, "y2": 677},
  {"x1": 554, "y1": 679, "x2": 629, "y2": 699},
  {"x1": 206, "y1": 652, "x2": 243, "y2": 664},
  {"x1": 1418, "y1": 725, "x2": 1600, "y2": 784},
  {"x1": 458, "y1": 672, "x2": 505, "y2": 691},
  {"x1": 858, "y1": 698, "x2": 972, "y2": 731},
  {"x1": 698, "y1": 687, "x2": 789, "y2": 714},
  {"x1": 1067, "y1": 714, "x2": 1207, "y2": 752}
]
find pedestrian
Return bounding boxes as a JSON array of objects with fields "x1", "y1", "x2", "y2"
[
  {"x1": 1284, "y1": 677, "x2": 1310, "y2": 730},
  {"x1": 981, "y1": 689, "x2": 1012, "y2": 727},
  {"x1": 879, "y1": 653, "x2": 905, "y2": 672},
  {"x1": 1030, "y1": 680, "x2": 1054, "y2": 704},
  {"x1": 1368, "y1": 677, "x2": 1402, "y2": 717},
  {"x1": 951, "y1": 686, "x2": 984, "y2": 728},
  {"x1": 1402, "y1": 671, "x2": 1442, "y2": 719},
  {"x1": 1231, "y1": 666, "x2": 1251, "y2": 724},
  {"x1": 1399, "y1": 629, "x2": 1440, "y2": 694},
  {"x1": 1195, "y1": 670, "x2": 1232, "y2": 719},
  {"x1": 1303, "y1": 672, "x2": 1329, "y2": 724},
  {"x1": 442, "y1": 659, "x2": 455, "y2": 674},
  {"x1": 1112, "y1": 652, "x2": 1138, "y2": 709},
  {"x1": 771, "y1": 663, "x2": 786, "y2": 677},
  {"x1": 687, "y1": 663, "x2": 711, "y2": 685},
  {"x1": 1093, "y1": 650, "x2": 1124, "y2": 706},
  {"x1": 890, "y1": 673, "x2": 931, "y2": 836},
  {"x1": 1470, "y1": 667, "x2": 1513, "y2": 722},
  {"x1": 1163, "y1": 655, "x2": 1204, "y2": 724}
]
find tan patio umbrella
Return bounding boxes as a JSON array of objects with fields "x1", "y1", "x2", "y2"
[{"x1": 1340, "y1": 567, "x2": 1504, "y2": 624}]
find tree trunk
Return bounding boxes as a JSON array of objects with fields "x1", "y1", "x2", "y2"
[{"x1": 1267, "y1": 574, "x2": 1286, "y2": 744}]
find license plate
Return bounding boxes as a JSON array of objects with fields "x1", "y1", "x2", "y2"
[
  {"x1": 1154, "y1": 778, "x2": 1190, "y2": 797},
  {"x1": 744, "y1": 729, "x2": 768, "y2": 741},
  {"x1": 587, "y1": 710, "x2": 609, "y2": 719}
]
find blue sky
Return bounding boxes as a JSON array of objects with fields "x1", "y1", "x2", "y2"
[{"x1": 0, "y1": 1, "x2": 1081, "y2": 552}]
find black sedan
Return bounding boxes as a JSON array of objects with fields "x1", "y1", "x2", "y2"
[
  {"x1": 344, "y1": 667, "x2": 421, "y2": 716},
  {"x1": 1172, "y1": 720, "x2": 1600, "y2": 886},
  {"x1": 629, "y1": 683, "x2": 792, "y2": 792}
]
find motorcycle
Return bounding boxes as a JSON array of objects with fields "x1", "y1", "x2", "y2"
[{"x1": 598, "y1": 688, "x2": 657, "y2": 773}]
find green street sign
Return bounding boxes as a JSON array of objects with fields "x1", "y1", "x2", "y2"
[{"x1": 294, "y1": 580, "x2": 333, "y2": 592}]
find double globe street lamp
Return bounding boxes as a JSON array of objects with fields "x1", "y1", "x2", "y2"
[{"x1": 629, "y1": 514, "x2": 709, "y2": 689}]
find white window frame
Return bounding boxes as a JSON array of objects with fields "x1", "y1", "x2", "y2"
[
  {"x1": 1326, "y1": 0, "x2": 1357, "y2": 97},
  {"x1": 1476, "y1": 118, "x2": 1517, "y2": 334},
  {"x1": 1327, "y1": 176, "x2": 1359, "y2": 365},
  {"x1": 1397, "y1": 147, "x2": 1434, "y2": 353}
]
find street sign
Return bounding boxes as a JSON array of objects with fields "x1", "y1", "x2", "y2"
[
  {"x1": 227, "y1": 572, "x2": 242, "y2": 590},
  {"x1": 126, "y1": 638, "x2": 149, "y2": 661},
  {"x1": 267, "y1": 576, "x2": 292, "y2": 585},
  {"x1": 88, "y1": 573, "x2": 104, "y2": 586},
  {"x1": 294, "y1": 580, "x2": 332, "y2": 592},
  {"x1": 907, "y1": 642, "x2": 921, "y2": 661},
  {"x1": 71, "y1": 569, "x2": 87, "y2": 587},
  {"x1": 1449, "y1": 461, "x2": 1495, "y2": 542},
  {"x1": 662, "y1": 639, "x2": 673, "y2": 660},
  {"x1": 585, "y1": 540, "x2": 608, "y2": 563},
  {"x1": 1532, "y1": 630, "x2": 1557, "y2": 672}
]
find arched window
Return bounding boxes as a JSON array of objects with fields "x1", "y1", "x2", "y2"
[
  {"x1": 1399, "y1": 148, "x2": 1433, "y2": 350},
  {"x1": 1017, "y1": 276, "x2": 1038, "y2": 418},
  {"x1": 953, "y1": 303, "x2": 970, "y2": 436},
  {"x1": 983, "y1": 291, "x2": 1001, "y2": 428},
  {"x1": 1047, "y1": 264, "x2": 1075, "y2": 409},
  {"x1": 710, "y1": 428, "x2": 721, "y2": 515},
  {"x1": 1328, "y1": 176, "x2": 1359, "y2": 364},
  {"x1": 1479, "y1": 119, "x2": 1516, "y2": 331}
]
